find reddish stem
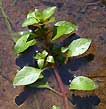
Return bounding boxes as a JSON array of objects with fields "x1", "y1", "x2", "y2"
[{"x1": 52, "y1": 65, "x2": 69, "y2": 109}]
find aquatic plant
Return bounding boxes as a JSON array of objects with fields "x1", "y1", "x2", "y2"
[{"x1": 13, "y1": 6, "x2": 98, "y2": 109}]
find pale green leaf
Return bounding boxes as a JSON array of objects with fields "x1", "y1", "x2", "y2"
[
  {"x1": 52, "y1": 105, "x2": 61, "y2": 109},
  {"x1": 37, "y1": 59, "x2": 44, "y2": 69},
  {"x1": 14, "y1": 33, "x2": 36, "y2": 53},
  {"x1": 43, "y1": 6, "x2": 56, "y2": 20},
  {"x1": 61, "y1": 47, "x2": 69, "y2": 53},
  {"x1": 52, "y1": 26, "x2": 67, "y2": 41},
  {"x1": 46, "y1": 56, "x2": 55, "y2": 63},
  {"x1": 13, "y1": 66, "x2": 43, "y2": 86},
  {"x1": 35, "y1": 10, "x2": 43, "y2": 20},
  {"x1": 52, "y1": 21, "x2": 78, "y2": 40},
  {"x1": 68, "y1": 38, "x2": 92, "y2": 57},
  {"x1": 22, "y1": 17, "x2": 38, "y2": 27},
  {"x1": 70, "y1": 76, "x2": 98, "y2": 91},
  {"x1": 27, "y1": 11, "x2": 36, "y2": 18},
  {"x1": 42, "y1": 50, "x2": 48, "y2": 58}
]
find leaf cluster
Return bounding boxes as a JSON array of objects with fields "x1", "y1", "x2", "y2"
[{"x1": 13, "y1": 7, "x2": 98, "y2": 93}]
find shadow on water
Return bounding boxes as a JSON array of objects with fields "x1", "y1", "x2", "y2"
[
  {"x1": 57, "y1": 54, "x2": 94, "y2": 85},
  {"x1": 70, "y1": 94, "x2": 100, "y2": 109},
  {"x1": 15, "y1": 33, "x2": 99, "y2": 107},
  {"x1": 15, "y1": 87, "x2": 38, "y2": 105},
  {"x1": 16, "y1": 46, "x2": 38, "y2": 68}
]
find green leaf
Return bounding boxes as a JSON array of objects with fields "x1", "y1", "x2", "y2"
[
  {"x1": 22, "y1": 17, "x2": 38, "y2": 27},
  {"x1": 33, "y1": 52, "x2": 42, "y2": 60},
  {"x1": 39, "y1": 74, "x2": 44, "y2": 79},
  {"x1": 33, "y1": 50, "x2": 48, "y2": 60},
  {"x1": 61, "y1": 47, "x2": 69, "y2": 53},
  {"x1": 52, "y1": 21, "x2": 78, "y2": 41},
  {"x1": 46, "y1": 56, "x2": 55, "y2": 63},
  {"x1": 14, "y1": 33, "x2": 36, "y2": 53},
  {"x1": 68, "y1": 38, "x2": 92, "y2": 57},
  {"x1": 27, "y1": 11, "x2": 36, "y2": 18},
  {"x1": 41, "y1": 50, "x2": 48, "y2": 58},
  {"x1": 13, "y1": 66, "x2": 43, "y2": 86},
  {"x1": 12, "y1": 31, "x2": 30, "y2": 43},
  {"x1": 34, "y1": 50, "x2": 48, "y2": 68},
  {"x1": 69, "y1": 76, "x2": 98, "y2": 91},
  {"x1": 30, "y1": 78, "x2": 50, "y2": 89},
  {"x1": 35, "y1": 10, "x2": 43, "y2": 21},
  {"x1": 37, "y1": 59, "x2": 44, "y2": 69},
  {"x1": 44, "y1": 17, "x2": 55, "y2": 24},
  {"x1": 12, "y1": 32, "x2": 22, "y2": 43},
  {"x1": 43, "y1": 6, "x2": 56, "y2": 20},
  {"x1": 52, "y1": 105, "x2": 61, "y2": 109}
]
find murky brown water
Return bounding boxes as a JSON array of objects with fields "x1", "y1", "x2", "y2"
[{"x1": 0, "y1": 0, "x2": 106, "y2": 109}]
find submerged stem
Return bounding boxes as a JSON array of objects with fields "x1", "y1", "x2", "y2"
[
  {"x1": 48, "y1": 87, "x2": 63, "y2": 97},
  {"x1": 52, "y1": 65, "x2": 69, "y2": 109}
]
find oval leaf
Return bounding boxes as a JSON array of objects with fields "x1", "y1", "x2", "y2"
[
  {"x1": 70, "y1": 76, "x2": 98, "y2": 91},
  {"x1": 13, "y1": 66, "x2": 43, "y2": 86},
  {"x1": 14, "y1": 33, "x2": 36, "y2": 53},
  {"x1": 43, "y1": 6, "x2": 56, "y2": 20},
  {"x1": 22, "y1": 17, "x2": 38, "y2": 27},
  {"x1": 52, "y1": 21, "x2": 78, "y2": 41},
  {"x1": 68, "y1": 38, "x2": 92, "y2": 57}
]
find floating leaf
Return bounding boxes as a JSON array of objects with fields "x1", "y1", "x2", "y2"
[
  {"x1": 46, "y1": 56, "x2": 55, "y2": 63},
  {"x1": 70, "y1": 76, "x2": 98, "y2": 91},
  {"x1": 22, "y1": 17, "x2": 38, "y2": 27},
  {"x1": 43, "y1": 6, "x2": 56, "y2": 20},
  {"x1": 67, "y1": 38, "x2": 92, "y2": 57},
  {"x1": 52, "y1": 21, "x2": 78, "y2": 41},
  {"x1": 52, "y1": 105, "x2": 61, "y2": 109},
  {"x1": 13, "y1": 66, "x2": 43, "y2": 86},
  {"x1": 14, "y1": 33, "x2": 36, "y2": 53}
]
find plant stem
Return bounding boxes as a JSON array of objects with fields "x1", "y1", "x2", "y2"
[
  {"x1": 48, "y1": 87, "x2": 63, "y2": 97},
  {"x1": 52, "y1": 65, "x2": 69, "y2": 109}
]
